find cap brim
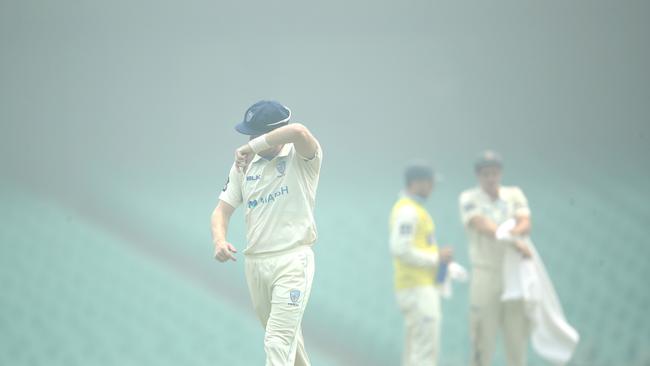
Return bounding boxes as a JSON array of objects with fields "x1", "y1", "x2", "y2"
[
  {"x1": 475, "y1": 161, "x2": 503, "y2": 171},
  {"x1": 234, "y1": 121, "x2": 289, "y2": 136},
  {"x1": 235, "y1": 121, "x2": 264, "y2": 136}
]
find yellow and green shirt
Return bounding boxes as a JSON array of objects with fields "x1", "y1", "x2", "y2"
[{"x1": 389, "y1": 195, "x2": 440, "y2": 290}]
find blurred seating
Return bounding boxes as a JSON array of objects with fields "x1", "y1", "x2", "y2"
[{"x1": 2, "y1": 173, "x2": 649, "y2": 365}]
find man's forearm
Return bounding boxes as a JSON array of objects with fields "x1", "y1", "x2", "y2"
[
  {"x1": 469, "y1": 216, "x2": 498, "y2": 237},
  {"x1": 392, "y1": 245, "x2": 439, "y2": 268},
  {"x1": 211, "y1": 202, "x2": 238, "y2": 262},
  {"x1": 263, "y1": 124, "x2": 306, "y2": 146},
  {"x1": 510, "y1": 216, "x2": 531, "y2": 236},
  {"x1": 211, "y1": 208, "x2": 229, "y2": 245},
  {"x1": 248, "y1": 123, "x2": 317, "y2": 159}
]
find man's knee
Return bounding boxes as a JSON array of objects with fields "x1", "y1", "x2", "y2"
[
  {"x1": 265, "y1": 331, "x2": 289, "y2": 345},
  {"x1": 264, "y1": 328, "x2": 295, "y2": 352}
]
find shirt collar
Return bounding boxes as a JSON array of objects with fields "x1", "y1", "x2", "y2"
[
  {"x1": 478, "y1": 186, "x2": 502, "y2": 202},
  {"x1": 400, "y1": 190, "x2": 427, "y2": 206},
  {"x1": 251, "y1": 143, "x2": 292, "y2": 164}
]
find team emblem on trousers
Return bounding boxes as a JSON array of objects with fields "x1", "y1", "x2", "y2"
[{"x1": 290, "y1": 289, "x2": 301, "y2": 303}]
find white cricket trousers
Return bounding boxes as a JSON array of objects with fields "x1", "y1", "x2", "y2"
[
  {"x1": 395, "y1": 286, "x2": 441, "y2": 366},
  {"x1": 245, "y1": 246, "x2": 314, "y2": 366},
  {"x1": 470, "y1": 268, "x2": 530, "y2": 366}
]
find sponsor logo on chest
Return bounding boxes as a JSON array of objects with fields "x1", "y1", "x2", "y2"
[
  {"x1": 481, "y1": 200, "x2": 509, "y2": 223},
  {"x1": 247, "y1": 185, "x2": 290, "y2": 209}
]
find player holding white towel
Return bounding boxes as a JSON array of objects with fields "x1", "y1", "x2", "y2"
[{"x1": 459, "y1": 151, "x2": 532, "y2": 366}]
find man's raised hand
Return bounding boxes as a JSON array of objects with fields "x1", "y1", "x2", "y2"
[{"x1": 235, "y1": 144, "x2": 254, "y2": 172}]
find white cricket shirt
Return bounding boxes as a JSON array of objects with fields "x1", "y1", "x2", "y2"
[
  {"x1": 459, "y1": 186, "x2": 531, "y2": 271},
  {"x1": 219, "y1": 143, "x2": 322, "y2": 256}
]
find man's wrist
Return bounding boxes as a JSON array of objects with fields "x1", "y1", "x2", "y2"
[
  {"x1": 511, "y1": 228, "x2": 529, "y2": 237},
  {"x1": 237, "y1": 143, "x2": 253, "y2": 154},
  {"x1": 248, "y1": 134, "x2": 272, "y2": 153}
]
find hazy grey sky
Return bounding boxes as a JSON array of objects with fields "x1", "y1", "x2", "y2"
[{"x1": 2, "y1": 0, "x2": 648, "y2": 189}]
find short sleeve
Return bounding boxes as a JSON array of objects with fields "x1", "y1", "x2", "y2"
[
  {"x1": 295, "y1": 141, "x2": 322, "y2": 179},
  {"x1": 511, "y1": 187, "x2": 531, "y2": 217},
  {"x1": 391, "y1": 205, "x2": 419, "y2": 240},
  {"x1": 459, "y1": 191, "x2": 481, "y2": 226},
  {"x1": 218, "y1": 163, "x2": 243, "y2": 208}
]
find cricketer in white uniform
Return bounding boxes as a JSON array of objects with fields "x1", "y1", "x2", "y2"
[
  {"x1": 389, "y1": 162, "x2": 453, "y2": 366},
  {"x1": 210, "y1": 100, "x2": 322, "y2": 366},
  {"x1": 459, "y1": 151, "x2": 533, "y2": 366}
]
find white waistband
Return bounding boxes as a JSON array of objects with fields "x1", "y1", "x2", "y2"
[{"x1": 244, "y1": 244, "x2": 312, "y2": 260}]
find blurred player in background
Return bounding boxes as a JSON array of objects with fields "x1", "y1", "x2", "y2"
[
  {"x1": 389, "y1": 162, "x2": 454, "y2": 366},
  {"x1": 210, "y1": 100, "x2": 322, "y2": 366},
  {"x1": 459, "y1": 151, "x2": 532, "y2": 366}
]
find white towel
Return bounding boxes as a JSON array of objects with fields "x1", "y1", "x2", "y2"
[
  {"x1": 498, "y1": 219, "x2": 580, "y2": 366},
  {"x1": 440, "y1": 261, "x2": 469, "y2": 299}
]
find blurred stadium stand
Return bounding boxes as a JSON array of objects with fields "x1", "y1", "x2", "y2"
[{"x1": 2, "y1": 166, "x2": 649, "y2": 365}]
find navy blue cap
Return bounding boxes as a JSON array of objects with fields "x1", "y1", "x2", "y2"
[
  {"x1": 405, "y1": 161, "x2": 435, "y2": 185},
  {"x1": 474, "y1": 150, "x2": 503, "y2": 171},
  {"x1": 235, "y1": 100, "x2": 291, "y2": 136}
]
